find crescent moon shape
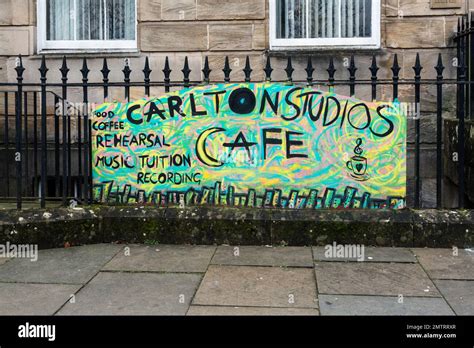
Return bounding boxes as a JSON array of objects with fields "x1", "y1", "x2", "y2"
[{"x1": 195, "y1": 127, "x2": 226, "y2": 167}]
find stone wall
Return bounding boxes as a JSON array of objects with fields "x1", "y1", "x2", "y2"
[
  {"x1": 0, "y1": 0, "x2": 472, "y2": 207},
  {"x1": 1, "y1": 206, "x2": 473, "y2": 248}
]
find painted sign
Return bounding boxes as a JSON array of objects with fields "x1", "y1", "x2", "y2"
[{"x1": 91, "y1": 83, "x2": 406, "y2": 209}]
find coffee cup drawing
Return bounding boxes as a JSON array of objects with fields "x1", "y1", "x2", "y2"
[
  {"x1": 346, "y1": 138, "x2": 370, "y2": 181},
  {"x1": 347, "y1": 156, "x2": 367, "y2": 176}
]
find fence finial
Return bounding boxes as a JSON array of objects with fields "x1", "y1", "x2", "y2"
[
  {"x1": 60, "y1": 56, "x2": 69, "y2": 80},
  {"x1": 413, "y1": 53, "x2": 423, "y2": 78},
  {"x1": 101, "y1": 58, "x2": 110, "y2": 80},
  {"x1": 243, "y1": 56, "x2": 252, "y2": 82},
  {"x1": 435, "y1": 53, "x2": 445, "y2": 77},
  {"x1": 202, "y1": 56, "x2": 211, "y2": 84},
  {"x1": 15, "y1": 54, "x2": 25, "y2": 79},
  {"x1": 182, "y1": 56, "x2": 191, "y2": 87},
  {"x1": 143, "y1": 57, "x2": 152, "y2": 96},
  {"x1": 223, "y1": 56, "x2": 231, "y2": 82},
  {"x1": 348, "y1": 55, "x2": 357, "y2": 79},
  {"x1": 370, "y1": 55, "x2": 379, "y2": 100},
  {"x1": 285, "y1": 56, "x2": 294, "y2": 82},
  {"x1": 39, "y1": 55, "x2": 48, "y2": 80},
  {"x1": 305, "y1": 56, "x2": 314, "y2": 85},
  {"x1": 391, "y1": 54, "x2": 400, "y2": 77},
  {"x1": 391, "y1": 54, "x2": 401, "y2": 100},
  {"x1": 369, "y1": 55, "x2": 379, "y2": 77},
  {"x1": 264, "y1": 55, "x2": 273, "y2": 82},
  {"x1": 327, "y1": 57, "x2": 336, "y2": 85},
  {"x1": 163, "y1": 57, "x2": 171, "y2": 93},
  {"x1": 122, "y1": 59, "x2": 132, "y2": 81},
  {"x1": 143, "y1": 56, "x2": 152, "y2": 80},
  {"x1": 163, "y1": 56, "x2": 171, "y2": 79},
  {"x1": 80, "y1": 58, "x2": 89, "y2": 81},
  {"x1": 348, "y1": 55, "x2": 357, "y2": 96}
]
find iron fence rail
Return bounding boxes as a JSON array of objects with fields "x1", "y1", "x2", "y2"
[{"x1": 0, "y1": 14, "x2": 472, "y2": 210}]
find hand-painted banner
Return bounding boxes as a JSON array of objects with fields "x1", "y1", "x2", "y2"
[{"x1": 91, "y1": 83, "x2": 406, "y2": 209}]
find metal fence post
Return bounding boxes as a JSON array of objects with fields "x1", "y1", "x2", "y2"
[
  {"x1": 39, "y1": 55, "x2": 48, "y2": 208},
  {"x1": 348, "y1": 55, "x2": 357, "y2": 97},
  {"x1": 413, "y1": 53, "x2": 423, "y2": 208},
  {"x1": 202, "y1": 56, "x2": 211, "y2": 84},
  {"x1": 143, "y1": 57, "x2": 152, "y2": 97},
  {"x1": 60, "y1": 56, "x2": 69, "y2": 204},
  {"x1": 101, "y1": 58, "x2": 110, "y2": 100},
  {"x1": 123, "y1": 59, "x2": 131, "y2": 101},
  {"x1": 305, "y1": 56, "x2": 315, "y2": 87},
  {"x1": 391, "y1": 54, "x2": 400, "y2": 101},
  {"x1": 369, "y1": 55, "x2": 379, "y2": 101},
  {"x1": 223, "y1": 56, "x2": 231, "y2": 83},
  {"x1": 182, "y1": 57, "x2": 191, "y2": 88},
  {"x1": 264, "y1": 56, "x2": 273, "y2": 82},
  {"x1": 435, "y1": 54, "x2": 445, "y2": 209},
  {"x1": 81, "y1": 58, "x2": 90, "y2": 204},
  {"x1": 14, "y1": 55, "x2": 25, "y2": 210},
  {"x1": 457, "y1": 18, "x2": 466, "y2": 209},
  {"x1": 4, "y1": 92, "x2": 10, "y2": 197},
  {"x1": 327, "y1": 57, "x2": 335, "y2": 92},
  {"x1": 163, "y1": 57, "x2": 171, "y2": 93}
]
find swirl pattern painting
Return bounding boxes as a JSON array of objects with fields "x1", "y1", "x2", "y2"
[{"x1": 91, "y1": 83, "x2": 406, "y2": 209}]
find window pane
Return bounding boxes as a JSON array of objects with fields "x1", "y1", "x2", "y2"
[
  {"x1": 341, "y1": 0, "x2": 371, "y2": 37},
  {"x1": 107, "y1": 0, "x2": 136, "y2": 40},
  {"x1": 47, "y1": 0, "x2": 75, "y2": 40},
  {"x1": 46, "y1": 0, "x2": 135, "y2": 41},
  {"x1": 276, "y1": 0, "x2": 372, "y2": 39},
  {"x1": 277, "y1": 0, "x2": 307, "y2": 39}
]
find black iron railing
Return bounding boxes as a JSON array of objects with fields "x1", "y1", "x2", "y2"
[
  {"x1": 0, "y1": 43, "x2": 472, "y2": 210},
  {"x1": 454, "y1": 13, "x2": 474, "y2": 208}
]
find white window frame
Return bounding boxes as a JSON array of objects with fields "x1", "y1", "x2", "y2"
[
  {"x1": 269, "y1": 0, "x2": 381, "y2": 50},
  {"x1": 37, "y1": 0, "x2": 138, "y2": 53}
]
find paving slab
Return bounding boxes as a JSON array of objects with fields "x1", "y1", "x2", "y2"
[
  {"x1": 0, "y1": 282, "x2": 81, "y2": 315},
  {"x1": 187, "y1": 305, "x2": 319, "y2": 316},
  {"x1": 313, "y1": 246, "x2": 416, "y2": 263},
  {"x1": 211, "y1": 246, "x2": 313, "y2": 267},
  {"x1": 0, "y1": 244, "x2": 123, "y2": 284},
  {"x1": 412, "y1": 248, "x2": 474, "y2": 280},
  {"x1": 435, "y1": 280, "x2": 474, "y2": 315},
  {"x1": 102, "y1": 245, "x2": 216, "y2": 273},
  {"x1": 192, "y1": 265, "x2": 318, "y2": 308},
  {"x1": 315, "y1": 262, "x2": 440, "y2": 297},
  {"x1": 58, "y1": 272, "x2": 202, "y2": 315},
  {"x1": 319, "y1": 295, "x2": 454, "y2": 316}
]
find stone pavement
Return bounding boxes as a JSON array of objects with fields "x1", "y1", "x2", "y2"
[{"x1": 0, "y1": 244, "x2": 472, "y2": 316}]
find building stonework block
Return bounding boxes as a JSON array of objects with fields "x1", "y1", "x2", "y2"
[
  {"x1": 384, "y1": 0, "x2": 399, "y2": 17},
  {"x1": 140, "y1": 23, "x2": 208, "y2": 51},
  {"x1": 139, "y1": 0, "x2": 162, "y2": 21},
  {"x1": 399, "y1": 0, "x2": 464, "y2": 16},
  {"x1": 385, "y1": 18, "x2": 446, "y2": 48},
  {"x1": 252, "y1": 23, "x2": 267, "y2": 50},
  {"x1": 209, "y1": 24, "x2": 253, "y2": 51},
  {"x1": 0, "y1": 27, "x2": 32, "y2": 56},
  {"x1": 197, "y1": 0, "x2": 265, "y2": 20},
  {"x1": 444, "y1": 17, "x2": 459, "y2": 48},
  {"x1": 0, "y1": 0, "x2": 30, "y2": 25},
  {"x1": 162, "y1": 0, "x2": 196, "y2": 20},
  {"x1": 0, "y1": 58, "x2": 6, "y2": 82}
]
